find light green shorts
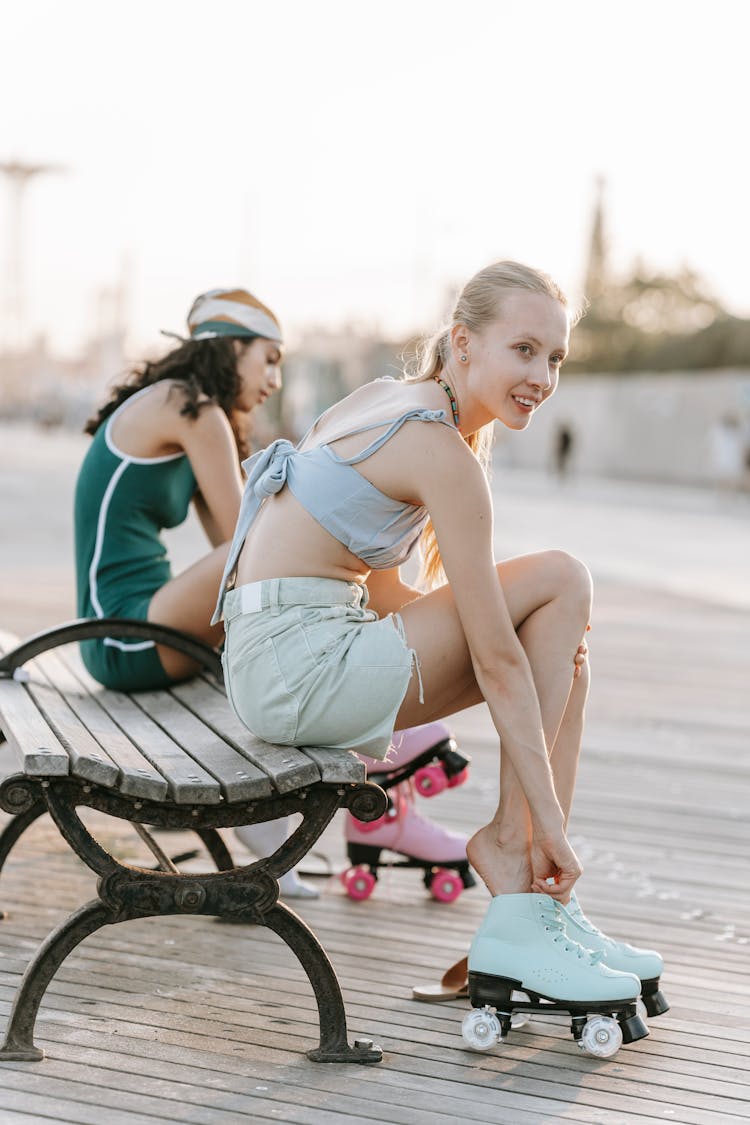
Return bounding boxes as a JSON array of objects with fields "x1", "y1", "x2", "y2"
[{"x1": 222, "y1": 577, "x2": 421, "y2": 761}]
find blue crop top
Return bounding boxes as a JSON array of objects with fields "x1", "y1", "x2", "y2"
[{"x1": 211, "y1": 406, "x2": 454, "y2": 623}]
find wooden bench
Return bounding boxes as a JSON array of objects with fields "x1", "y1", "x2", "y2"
[{"x1": 0, "y1": 619, "x2": 387, "y2": 1065}]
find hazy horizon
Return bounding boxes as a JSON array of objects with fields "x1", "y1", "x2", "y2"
[{"x1": 1, "y1": 0, "x2": 748, "y2": 356}]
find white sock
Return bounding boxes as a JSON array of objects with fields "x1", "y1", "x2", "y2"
[{"x1": 234, "y1": 817, "x2": 319, "y2": 899}]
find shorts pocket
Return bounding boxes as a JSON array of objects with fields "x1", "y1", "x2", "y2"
[
  {"x1": 298, "y1": 606, "x2": 347, "y2": 659},
  {"x1": 226, "y1": 634, "x2": 299, "y2": 745}
]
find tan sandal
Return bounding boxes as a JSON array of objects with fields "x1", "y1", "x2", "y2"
[{"x1": 411, "y1": 955, "x2": 469, "y2": 1002}]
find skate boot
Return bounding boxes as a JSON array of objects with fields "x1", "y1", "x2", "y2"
[
  {"x1": 343, "y1": 721, "x2": 474, "y2": 902},
  {"x1": 358, "y1": 720, "x2": 471, "y2": 797},
  {"x1": 561, "y1": 891, "x2": 668, "y2": 1017},
  {"x1": 342, "y1": 779, "x2": 474, "y2": 903},
  {"x1": 462, "y1": 893, "x2": 647, "y2": 1057}
]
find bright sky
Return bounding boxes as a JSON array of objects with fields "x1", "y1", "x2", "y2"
[{"x1": 1, "y1": 0, "x2": 747, "y2": 355}]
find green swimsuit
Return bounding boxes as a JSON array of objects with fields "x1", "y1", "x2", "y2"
[{"x1": 74, "y1": 385, "x2": 197, "y2": 690}]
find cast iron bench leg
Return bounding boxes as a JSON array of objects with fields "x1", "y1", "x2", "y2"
[
  {"x1": 0, "y1": 899, "x2": 112, "y2": 1060},
  {"x1": 0, "y1": 893, "x2": 383, "y2": 1065},
  {"x1": 0, "y1": 801, "x2": 46, "y2": 918},
  {"x1": 194, "y1": 827, "x2": 234, "y2": 872},
  {"x1": 264, "y1": 902, "x2": 382, "y2": 1063}
]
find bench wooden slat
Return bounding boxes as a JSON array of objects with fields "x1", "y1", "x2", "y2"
[
  {"x1": 0, "y1": 632, "x2": 70, "y2": 777},
  {"x1": 171, "y1": 679, "x2": 320, "y2": 793},
  {"x1": 300, "y1": 746, "x2": 365, "y2": 784},
  {"x1": 0, "y1": 675, "x2": 70, "y2": 777},
  {"x1": 133, "y1": 689, "x2": 273, "y2": 802},
  {"x1": 29, "y1": 651, "x2": 120, "y2": 788},
  {"x1": 54, "y1": 649, "x2": 171, "y2": 802},
  {"x1": 85, "y1": 693, "x2": 222, "y2": 805},
  {"x1": 2, "y1": 629, "x2": 364, "y2": 802},
  {"x1": 60, "y1": 650, "x2": 222, "y2": 805}
]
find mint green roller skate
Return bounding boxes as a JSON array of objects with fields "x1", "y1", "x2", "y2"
[
  {"x1": 561, "y1": 892, "x2": 669, "y2": 1018},
  {"x1": 462, "y1": 893, "x2": 648, "y2": 1058}
]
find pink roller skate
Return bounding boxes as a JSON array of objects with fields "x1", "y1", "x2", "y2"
[
  {"x1": 341, "y1": 722, "x2": 475, "y2": 903},
  {"x1": 359, "y1": 721, "x2": 471, "y2": 797}
]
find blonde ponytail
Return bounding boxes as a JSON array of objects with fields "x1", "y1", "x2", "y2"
[{"x1": 406, "y1": 260, "x2": 572, "y2": 588}]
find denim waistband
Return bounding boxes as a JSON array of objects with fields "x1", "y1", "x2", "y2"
[{"x1": 223, "y1": 577, "x2": 369, "y2": 621}]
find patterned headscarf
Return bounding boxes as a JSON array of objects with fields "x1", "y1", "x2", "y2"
[{"x1": 163, "y1": 287, "x2": 283, "y2": 344}]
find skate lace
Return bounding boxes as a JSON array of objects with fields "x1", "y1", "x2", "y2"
[
  {"x1": 568, "y1": 897, "x2": 615, "y2": 948},
  {"x1": 541, "y1": 901, "x2": 605, "y2": 965}
]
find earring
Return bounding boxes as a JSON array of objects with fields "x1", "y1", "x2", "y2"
[{"x1": 460, "y1": 354, "x2": 468, "y2": 363}]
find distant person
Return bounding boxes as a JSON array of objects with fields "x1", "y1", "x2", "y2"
[
  {"x1": 73, "y1": 288, "x2": 317, "y2": 897},
  {"x1": 552, "y1": 423, "x2": 575, "y2": 480},
  {"x1": 213, "y1": 261, "x2": 666, "y2": 1020},
  {"x1": 708, "y1": 414, "x2": 743, "y2": 497}
]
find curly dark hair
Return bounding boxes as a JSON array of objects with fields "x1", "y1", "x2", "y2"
[{"x1": 84, "y1": 337, "x2": 253, "y2": 460}]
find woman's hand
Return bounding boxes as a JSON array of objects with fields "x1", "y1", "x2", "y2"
[{"x1": 530, "y1": 830, "x2": 582, "y2": 900}]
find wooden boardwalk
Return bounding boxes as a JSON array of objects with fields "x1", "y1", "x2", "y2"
[{"x1": 1, "y1": 578, "x2": 748, "y2": 1124}]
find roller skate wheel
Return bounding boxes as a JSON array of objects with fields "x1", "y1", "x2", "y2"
[
  {"x1": 348, "y1": 812, "x2": 386, "y2": 834},
  {"x1": 636, "y1": 997, "x2": 649, "y2": 1023},
  {"x1": 446, "y1": 766, "x2": 470, "y2": 789},
  {"x1": 462, "y1": 1007, "x2": 501, "y2": 1051},
  {"x1": 429, "y1": 868, "x2": 463, "y2": 903},
  {"x1": 342, "y1": 867, "x2": 376, "y2": 901},
  {"x1": 414, "y1": 764, "x2": 448, "y2": 797},
  {"x1": 578, "y1": 1015, "x2": 623, "y2": 1058}
]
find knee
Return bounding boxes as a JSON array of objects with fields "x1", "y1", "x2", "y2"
[{"x1": 543, "y1": 550, "x2": 593, "y2": 621}]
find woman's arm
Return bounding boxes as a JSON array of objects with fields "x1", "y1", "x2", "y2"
[
  {"x1": 405, "y1": 427, "x2": 566, "y2": 838},
  {"x1": 175, "y1": 403, "x2": 245, "y2": 543},
  {"x1": 192, "y1": 492, "x2": 227, "y2": 548}
]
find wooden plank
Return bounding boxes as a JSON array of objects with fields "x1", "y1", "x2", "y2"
[
  {"x1": 0, "y1": 1035, "x2": 602, "y2": 1125},
  {"x1": 0, "y1": 624, "x2": 72, "y2": 782},
  {"x1": 0, "y1": 675, "x2": 69, "y2": 777},
  {"x1": 171, "y1": 678, "x2": 320, "y2": 793},
  {"x1": 0, "y1": 1068, "x2": 408, "y2": 1125},
  {"x1": 0, "y1": 1089, "x2": 174, "y2": 1125},
  {"x1": 82, "y1": 690, "x2": 221, "y2": 806},
  {"x1": 135, "y1": 689, "x2": 272, "y2": 802},
  {"x1": 23, "y1": 651, "x2": 120, "y2": 787},
  {"x1": 53, "y1": 647, "x2": 221, "y2": 805},
  {"x1": 53, "y1": 648, "x2": 170, "y2": 803},
  {"x1": 300, "y1": 745, "x2": 366, "y2": 784}
]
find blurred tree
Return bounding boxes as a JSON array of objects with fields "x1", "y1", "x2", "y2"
[{"x1": 567, "y1": 181, "x2": 749, "y2": 372}]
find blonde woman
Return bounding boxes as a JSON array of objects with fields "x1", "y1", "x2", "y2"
[{"x1": 213, "y1": 262, "x2": 665, "y2": 1022}]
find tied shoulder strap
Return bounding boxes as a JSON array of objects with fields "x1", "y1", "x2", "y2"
[{"x1": 210, "y1": 439, "x2": 297, "y2": 624}]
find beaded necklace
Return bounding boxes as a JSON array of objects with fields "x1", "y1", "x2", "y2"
[{"x1": 432, "y1": 375, "x2": 460, "y2": 428}]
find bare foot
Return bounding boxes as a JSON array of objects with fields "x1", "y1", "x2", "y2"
[{"x1": 466, "y1": 824, "x2": 533, "y2": 897}]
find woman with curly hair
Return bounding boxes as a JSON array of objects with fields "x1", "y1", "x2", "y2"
[
  {"x1": 74, "y1": 287, "x2": 283, "y2": 692},
  {"x1": 73, "y1": 287, "x2": 327, "y2": 898}
]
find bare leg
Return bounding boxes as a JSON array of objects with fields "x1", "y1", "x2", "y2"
[
  {"x1": 392, "y1": 550, "x2": 592, "y2": 897},
  {"x1": 147, "y1": 543, "x2": 230, "y2": 679},
  {"x1": 469, "y1": 592, "x2": 591, "y2": 895},
  {"x1": 473, "y1": 659, "x2": 589, "y2": 898},
  {"x1": 549, "y1": 662, "x2": 589, "y2": 829}
]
